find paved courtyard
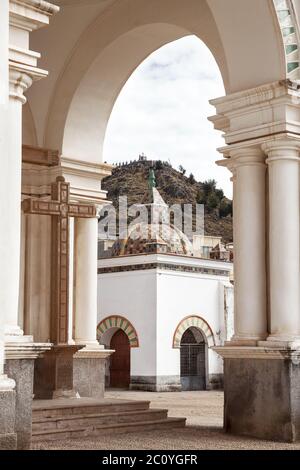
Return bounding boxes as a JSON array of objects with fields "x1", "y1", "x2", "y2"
[{"x1": 32, "y1": 390, "x2": 300, "y2": 450}]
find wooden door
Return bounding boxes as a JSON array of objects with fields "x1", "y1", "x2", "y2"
[{"x1": 110, "y1": 329, "x2": 130, "y2": 388}]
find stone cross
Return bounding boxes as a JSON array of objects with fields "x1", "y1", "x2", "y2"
[{"x1": 22, "y1": 176, "x2": 96, "y2": 345}]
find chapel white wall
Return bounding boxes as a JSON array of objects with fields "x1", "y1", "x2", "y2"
[
  {"x1": 97, "y1": 270, "x2": 157, "y2": 376},
  {"x1": 98, "y1": 266, "x2": 228, "y2": 381},
  {"x1": 156, "y1": 272, "x2": 224, "y2": 378}
]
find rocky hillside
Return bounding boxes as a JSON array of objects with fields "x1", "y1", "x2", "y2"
[{"x1": 102, "y1": 159, "x2": 233, "y2": 243}]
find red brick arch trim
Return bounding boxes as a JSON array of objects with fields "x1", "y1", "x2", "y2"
[
  {"x1": 97, "y1": 315, "x2": 139, "y2": 348},
  {"x1": 173, "y1": 315, "x2": 215, "y2": 348}
]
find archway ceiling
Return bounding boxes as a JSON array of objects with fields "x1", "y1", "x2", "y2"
[{"x1": 25, "y1": 0, "x2": 286, "y2": 159}]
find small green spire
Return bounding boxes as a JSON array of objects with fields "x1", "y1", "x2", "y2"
[{"x1": 148, "y1": 168, "x2": 156, "y2": 189}]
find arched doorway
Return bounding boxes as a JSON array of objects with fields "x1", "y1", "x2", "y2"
[
  {"x1": 110, "y1": 329, "x2": 130, "y2": 388},
  {"x1": 180, "y1": 327, "x2": 206, "y2": 391}
]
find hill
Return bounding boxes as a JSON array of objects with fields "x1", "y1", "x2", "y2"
[{"x1": 102, "y1": 159, "x2": 233, "y2": 243}]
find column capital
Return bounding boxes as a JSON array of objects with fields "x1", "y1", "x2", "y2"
[
  {"x1": 9, "y1": 69, "x2": 33, "y2": 104},
  {"x1": 9, "y1": 64, "x2": 48, "y2": 104},
  {"x1": 217, "y1": 148, "x2": 266, "y2": 172},
  {"x1": 216, "y1": 158, "x2": 237, "y2": 181},
  {"x1": 230, "y1": 147, "x2": 266, "y2": 168},
  {"x1": 262, "y1": 139, "x2": 300, "y2": 163}
]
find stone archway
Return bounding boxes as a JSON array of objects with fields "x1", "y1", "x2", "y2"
[{"x1": 26, "y1": 0, "x2": 287, "y2": 159}]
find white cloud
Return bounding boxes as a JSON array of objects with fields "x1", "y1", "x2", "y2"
[{"x1": 103, "y1": 35, "x2": 232, "y2": 198}]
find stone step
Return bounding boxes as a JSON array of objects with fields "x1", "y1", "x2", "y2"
[
  {"x1": 31, "y1": 417, "x2": 186, "y2": 442},
  {"x1": 32, "y1": 408, "x2": 169, "y2": 432},
  {"x1": 32, "y1": 400, "x2": 150, "y2": 419}
]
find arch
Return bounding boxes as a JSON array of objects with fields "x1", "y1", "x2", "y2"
[
  {"x1": 97, "y1": 315, "x2": 139, "y2": 348},
  {"x1": 274, "y1": 0, "x2": 300, "y2": 77},
  {"x1": 22, "y1": 102, "x2": 38, "y2": 147},
  {"x1": 173, "y1": 315, "x2": 215, "y2": 349},
  {"x1": 39, "y1": 0, "x2": 286, "y2": 162}
]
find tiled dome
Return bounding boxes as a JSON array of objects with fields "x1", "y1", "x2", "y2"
[{"x1": 111, "y1": 222, "x2": 193, "y2": 257}]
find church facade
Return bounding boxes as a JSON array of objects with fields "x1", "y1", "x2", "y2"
[{"x1": 1, "y1": 0, "x2": 300, "y2": 449}]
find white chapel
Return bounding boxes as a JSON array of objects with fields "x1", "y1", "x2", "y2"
[{"x1": 97, "y1": 184, "x2": 234, "y2": 392}]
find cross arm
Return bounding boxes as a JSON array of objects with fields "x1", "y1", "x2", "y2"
[
  {"x1": 68, "y1": 203, "x2": 97, "y2": 218},
  {"x1": 22, "y1": 198, "x2": 61, "y2": 216}
]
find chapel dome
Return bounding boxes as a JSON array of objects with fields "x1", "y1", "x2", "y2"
[{"x1": 111, "y1": 222, "x2": 193, "y2": 257}]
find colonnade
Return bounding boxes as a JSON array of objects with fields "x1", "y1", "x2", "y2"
[{"x1": 226, "y1": 139, "x2": 300, "y2": 346}]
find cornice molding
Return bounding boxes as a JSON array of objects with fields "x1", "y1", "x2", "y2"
[
  {"x1": 210, "y1": 80, "x2": 299, "y2": 116},
  {"x1": 5, "y1": 341, "x2": 52, "y2": 359},
  {"x1": 9, "y1": 0, "x2": 59, "y2": 32},
  {"x1": 73, "y1": 349, "x2": 114, "y2": 359},
  {"x1": 61, "y1": 156, "x2": 113, "y2": 178}
]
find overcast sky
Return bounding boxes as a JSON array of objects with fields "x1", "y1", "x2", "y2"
[{"x1": 103, "y1": 35, "x2": 232, "y2": 198}]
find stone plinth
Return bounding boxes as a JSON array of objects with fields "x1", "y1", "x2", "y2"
[
  {"x1": 4, "y1": 359, "x2": 33, "y2": 450},
  {"x1": 0, "y1": 380, "x2": 17, "y2": 450},
  {"x1": 208, "y1": 373, "x2": 223, "y2": 390},
  {"x1": 4, "y1": 339, "x2": 52, "y2": 449},
  {"x1": 215, "y1": 346, "x2": 300, "y2": 442},
  {"x1": 34, "y1": 345, "x2": 82, "y2": 399},
  {"x1": 73, "y1": 348, "x2": 114, "y2": 398}
]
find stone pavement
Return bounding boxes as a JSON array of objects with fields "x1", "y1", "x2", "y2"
[{"x1": 32, "y1": 390, "x2": 300, "y2": 450}]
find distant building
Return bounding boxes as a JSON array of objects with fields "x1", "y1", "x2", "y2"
[
  {"x1": 97, "y1": 184, "x2": 233, "y2": 392},
  {"x1": 193, "y1": 235, "x2": 222, "y2": 259}
]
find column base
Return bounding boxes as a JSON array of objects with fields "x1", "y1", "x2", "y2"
[
  {"x1": 0, "y1": 376, "x2": 17, "y2": 450},
  {"x1": 4, "y1": 341, "x2": 51, "y2": 449},
  {"x1": 215, "y1": 346, "x2": 300, "y2": 442},
  {"x1": 4, "y1": 325, "x2": 24, "y2": 340},
  {"x1": 130, "y1": 376, "x2": 182, "y2": 392},
  {"x1": 228, "y1": 334, "x2": 267, "y2": 347},
  {"x1": 34, "y1": 345, "x2": 82, "y2": 399},
  {"x1": 259, "y1": 335, "x2": 300, "y2": 349},
  {"x1": 73, "y1": 347, "x2": 113, "y2": 398}
]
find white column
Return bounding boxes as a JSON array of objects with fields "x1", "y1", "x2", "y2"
[
  {"x1": 68, "y1": 217, "x2": 75, "y2": 344},
  {"x1": 4, "y1": 70, "x2": 33, "y2": 339},
  {"x1": 263, "y1": 140, "x2": 300, "y2": 343},
  {"x1": 230, "y1": 148, "x2": 267, "y2": 344},
  {"x1": 0, "y1": 0, "x2": 15, "y2": 390},
  {"x1": 74, "y1": 216, "x2": 102, "y2": 351}
]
